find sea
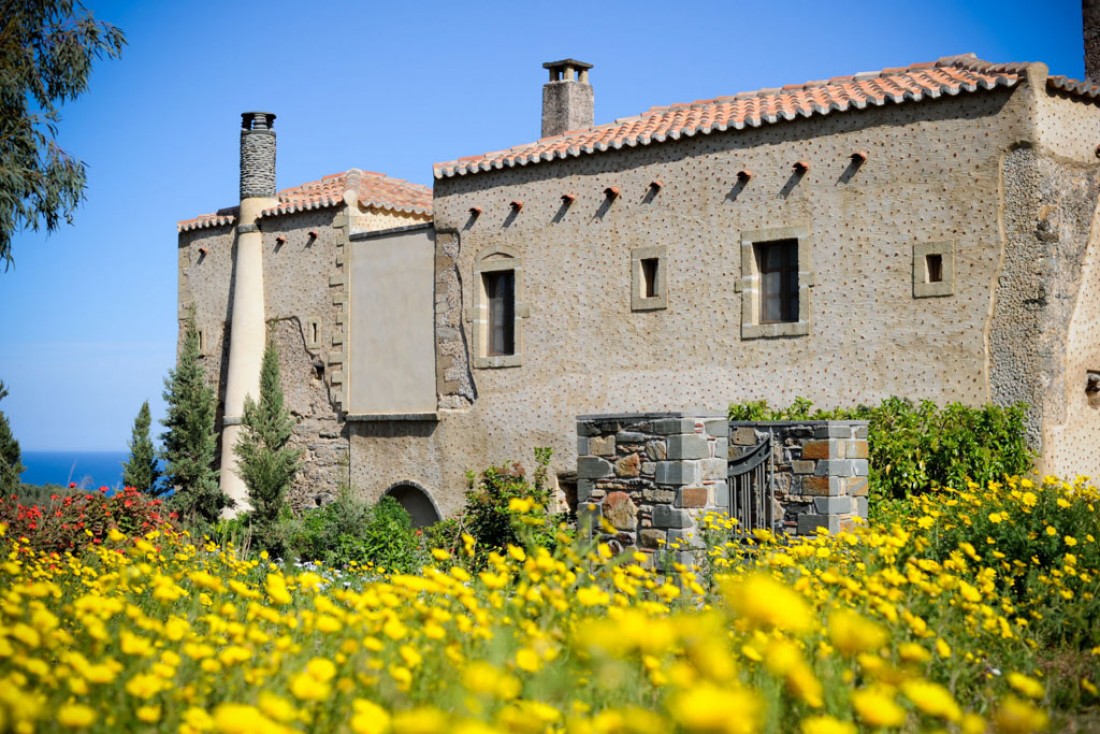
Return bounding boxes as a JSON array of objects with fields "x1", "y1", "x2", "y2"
[{"x1": 20, "y1": 451, "x2": 130, "y2": 490}]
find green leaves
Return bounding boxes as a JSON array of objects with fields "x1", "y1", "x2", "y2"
[
  {"x1": 0, "y1": 0, "x2": 126, "y2": 266},
  {"x1": 728, "y1": 396, "x2": 1033, "y2": 502},
  {"x1": 0, "y1": 379, "x2": 23, "y2": 495},
  {"x1": 235, "y1": 334, "x2": 300, "y2": 552},
  {"x1": 161, "y1": 314, "x2": 226, "y2": 527},
  {"x1": 122, "y1": 400, "x2": 162, "y2": 494}
]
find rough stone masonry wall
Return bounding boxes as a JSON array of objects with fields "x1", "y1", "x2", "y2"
[
  {"x1": 576, "y1": 413, "x2": 869, "y2": 560},
  {"x1": 730, "y1": 420, "x2": 869, "y2": 534},
  {"x1": 576, "y1": 413, "x2": 729, "y2": 559}
]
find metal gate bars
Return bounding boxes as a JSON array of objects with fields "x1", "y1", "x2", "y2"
[{"x1": 727, "y1": 432, "x2": 773, "y2": 535}]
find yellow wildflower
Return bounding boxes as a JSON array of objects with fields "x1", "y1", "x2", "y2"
[
  {"x1": 722, "y1": 573, "x2": 811, "y2": 633},
  {"x1": 351, "y1": 699, "x2": 391, "y2": 734},
  {"x1": 993, "y1": 696, "x2": 1049, "y2": 734},
  {"x1": 851, "y1": 688, "x2": 907, "y2": 728},
  {"x1": 1007, "y1": 672, "x2": 1045, "y2": 700},
  {"x1": 800, "y1": 715, "x2": 856, "y2": 734},
  {"x1": 57, "y1": 703, "x2": 96, "y2": 728},
  {"x1": 828, "y1": 608, "x2": 888, "y2": 657},
  {"x1": 901, "y1": 679, "x2": 961, "y2": 721}
]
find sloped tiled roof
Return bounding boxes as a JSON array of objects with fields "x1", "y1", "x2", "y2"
[
  {"x1": 179, "y1": 169, "x2": 432, "y2": 233},
  {"x1": 434, "y1": 55, "x2": 1036, "y2": 179}
]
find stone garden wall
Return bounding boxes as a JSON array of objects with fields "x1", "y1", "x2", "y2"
[
  {"x1": 576, "y1": 412, "x2": 869, "y2": 559},
  {"x1": 576, "y1": 412, "x2": 728, "y2": 560},
  {"x1": 730, "y1": 420, "x2": 869, "y2": 534}
]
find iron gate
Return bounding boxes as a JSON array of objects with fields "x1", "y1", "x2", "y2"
[{"x1": 727, "y1": 432, "x2": 774, "y2": 534}]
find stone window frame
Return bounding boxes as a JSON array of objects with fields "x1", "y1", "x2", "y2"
[
  {"x1": 912, "y1": 241, "x2": 955, "y2": 298},
  {"x1": 304, "y1": 317, "x2": 322, "y2": 351},
  {"x1": 631, "y1": 245, "x2": 668, "y2": 311},
  {"x1": 735, "y1": 224, "x2": 814, "y2": 339},
  {"x1": 472, "y1": 246, "x2": 527, "y2": 369}
]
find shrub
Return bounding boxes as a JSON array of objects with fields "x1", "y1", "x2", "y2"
[
  {"x1": 914, "y1": 475, "x2": 1100, "y2": 650},
  {"x1": 728, "y1": 396, "x2": 1033, "y2": 502},
  {"x1": 286, "y1": 491, "x2": 423, "y2": 573},
  {"x1": 461, "y1": 447, "x2": 568, "y2": 564},
  {"x1": 0, "y1": 486, "x2": 176, "y2": 553}
]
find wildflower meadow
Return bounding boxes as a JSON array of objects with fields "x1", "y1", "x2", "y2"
[{"x1": 0, "y1": 475, "x2": 1097, "y2": 732}]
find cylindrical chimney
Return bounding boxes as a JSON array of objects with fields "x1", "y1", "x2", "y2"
[
  {"x1": 240, "y1": 112, "x2": 277, "y2": 200},
  {"x1": 221, "y1": 111, "x2": 278, "y2": 516}
]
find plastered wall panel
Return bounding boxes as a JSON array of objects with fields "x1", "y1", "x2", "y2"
[{"x1": 347, "y1": 227, "x2": 437, "y2": 415}]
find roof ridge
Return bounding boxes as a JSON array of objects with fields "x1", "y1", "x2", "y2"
[
  {"x1": 1047, "y1": 74, "x2": 1100, "y2": 100},
  {"x1": 936, "y1": 53, "x2": 1031, "y2": 75}
]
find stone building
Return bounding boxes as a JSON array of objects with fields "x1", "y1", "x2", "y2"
[{"x1": 179, "y1": 45, "x2": 1100, "y2": 523}]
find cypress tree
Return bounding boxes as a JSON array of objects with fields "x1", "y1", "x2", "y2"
[
  {"x1": 0, "y1": 381, "x2": 24, "y2": 495},
  {"x1": 122, "y1": 400, "x2": 162, "y2": 494},
  {"x1": 235, "y1": 335, "x2": 299, "y2": 548},
  {"x1": 160, "y1": 316, "x2": 228, "y2": 526}
]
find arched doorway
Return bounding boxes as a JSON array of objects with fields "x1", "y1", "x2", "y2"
[{"x1": 384, "y1": 482, "x2": 442, "y2": 528}]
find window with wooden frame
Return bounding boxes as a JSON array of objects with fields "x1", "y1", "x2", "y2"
[
  {"x1": 756, "y1": 239, "x2": 799, "y2": 324},
  {"x1": 483, "y1": 270, "x2": 515, "y2": 356},
  {"x1": 736, "y1": 225, "x2": 813, "y2": 339},
  {"x1": 472, "y1": 248, "x2": 526, "y2": 368}
]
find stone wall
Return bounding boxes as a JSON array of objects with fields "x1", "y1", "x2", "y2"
[
  {"x1": 730, "y1": 420, "x2": 869, "y2": 534},
  {"x1": 576, "y1": 413, "x2": 870, "y2": 560},
  {"x1": 423, "y1": 84, "x2": 1033, "y2": 515},
  {"x1": 576, "y1": 412, "x2": 728, "y2": 559}
]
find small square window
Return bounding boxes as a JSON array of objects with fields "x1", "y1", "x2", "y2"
[
  {"x1": 631, "y1": 246, "x2": 668, "y2": 311},
  {"x1": 913, "y1": 242, "x2": 954, "y2": 298}
]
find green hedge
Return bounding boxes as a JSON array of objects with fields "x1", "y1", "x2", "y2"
[{"x1": 728, "y1": 397, "x2": 1033, "y2": 501}]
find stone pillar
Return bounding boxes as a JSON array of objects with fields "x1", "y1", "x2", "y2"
[
  {"x1": 219, "y1": 112, "x2": 278, "y2": 513},
  {"x1": 541, "y1": 59, "x2": 594, "y2": 138},
  {"x1": 1086, "y1": 0, "x2": 1100, "y2": 85},
  {"x1": 576, "y1": 411, "x2": 728, "y2": 564}
]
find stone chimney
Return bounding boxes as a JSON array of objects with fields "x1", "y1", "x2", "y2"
[
  {"x1": 541, "y1": 59, "x2": 594, "y2": 138},
  {"x1": 240, "y1": 112, "x2": 277, "y2": 200},
  {"x1": 1086, "y1": 0, "x2": 1100, "y2": 85}
]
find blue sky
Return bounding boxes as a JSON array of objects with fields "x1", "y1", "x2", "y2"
[{"x1": 0, "y1": 0, "x2": 1083, "y2": 451}]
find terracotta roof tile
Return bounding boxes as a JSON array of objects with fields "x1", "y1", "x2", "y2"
[
  {"x1": 179, "y1": 169, "x2": 432, "y2": 233},
  {"x1": 433, "y1": 55, "x2": 1030, "y2": 179},
  {"x1": 1047, "y1": 74, "x2": 1100, "y2": 99}
]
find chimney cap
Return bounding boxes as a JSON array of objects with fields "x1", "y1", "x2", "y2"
[
  {"x1": 241, "y1": 111, "x2": 277, "y2": 131},
  {"x1": 542, "y1": 59, "x2": 593, "y2": 71}
]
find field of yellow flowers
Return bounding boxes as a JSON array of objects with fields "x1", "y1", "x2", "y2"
[{"x1": 0, "y1": 475, "x2": 1097, "y2": 733}]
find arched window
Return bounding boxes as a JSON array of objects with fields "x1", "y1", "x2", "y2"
[{"x1": 384, "y1": 482, "x2": 442, "y2": 528}]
